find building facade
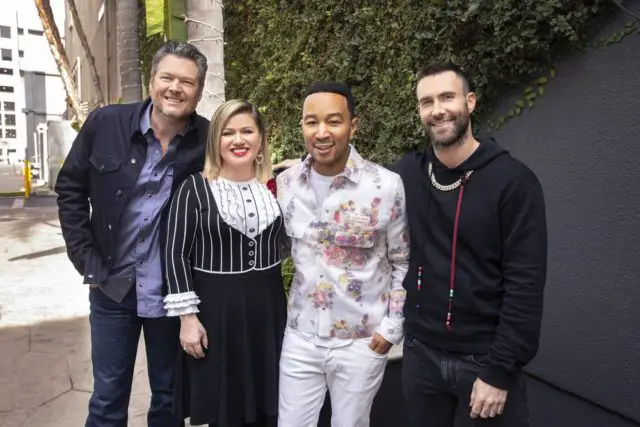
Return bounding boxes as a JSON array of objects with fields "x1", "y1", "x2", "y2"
[
  {"x1": 0, "y1": 0, "x2": 66, "y2": 166},
  {"x1": 64, "y1": 0, "x2": 120, "y2": 111}
]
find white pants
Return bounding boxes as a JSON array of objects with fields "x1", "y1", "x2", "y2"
[{"x1": 278, "y1": 329, "x2": 388, "y2": 427}]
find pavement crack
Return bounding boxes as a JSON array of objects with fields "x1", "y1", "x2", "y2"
[
  {"x1": 67, "y1": 357, "x2": 92, "y2": 393},
  {"x1": 19, "y1": 389, "x2": 72, "y2": 427},
  {"x1": 36, "y1": 388, "x2": 72, "y2": 410},
  {"x1": 66, "y1": 357, "x2": 74, "y2": 390}
]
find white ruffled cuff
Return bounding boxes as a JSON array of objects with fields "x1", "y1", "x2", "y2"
[
  {"x1": 166, "y1": 305, "x2": 200, "y2": 317},
  {"x1": 164, "y1": 291, "x2": 201, "y2": 317}
]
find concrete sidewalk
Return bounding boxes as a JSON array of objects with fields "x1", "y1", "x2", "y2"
[
  {"x1": 0, "y1": 197, "x2": 151, "y2": 426},
  {"x1": 0, "y1": 319, "x2": 151, "y2": 426}
]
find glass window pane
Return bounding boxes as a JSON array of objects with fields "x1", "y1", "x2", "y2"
[{"x1": 1, "y1": 49, "x2": 12, "y2": 61}]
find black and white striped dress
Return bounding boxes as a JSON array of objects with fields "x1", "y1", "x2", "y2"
[{"x1": 163, "y1": 172, "x2": 287, "y2": 427}]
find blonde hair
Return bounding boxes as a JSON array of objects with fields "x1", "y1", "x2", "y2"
[{"x1": 203, "y1": 99, "x2": 272, "y2": 183}]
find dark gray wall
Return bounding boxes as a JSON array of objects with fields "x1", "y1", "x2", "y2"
[
  {"x1": 492, "y1": 2, "x2": 640, "y2": 423},
  {"x1": 527, "y1": 376, "x2": 639, "y2": 427}
]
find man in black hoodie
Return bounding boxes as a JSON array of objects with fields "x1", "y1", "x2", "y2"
[
  {"x1": 394, "y1": 63, "x2": 547, "y2": 426},
  {"x1": 272, "y1": 63, "x2": 547, "y2": 425}
]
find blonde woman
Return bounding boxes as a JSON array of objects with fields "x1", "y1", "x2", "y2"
[{"x1": 163, "y1": 100, "x2": 286, "y2": 427}]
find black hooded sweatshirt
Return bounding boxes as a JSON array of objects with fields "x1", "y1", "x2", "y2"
[{"x1": 392, "y1": 138, "x2": 547, "y2": 389}]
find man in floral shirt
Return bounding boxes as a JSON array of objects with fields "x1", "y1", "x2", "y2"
[{"x1": 276, "y1": 82, "x2": 410, "y2": 426}]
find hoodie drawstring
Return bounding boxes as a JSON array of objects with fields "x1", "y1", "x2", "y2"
[{"x1": 446, "y1": 174, "x2": 469, "y2": 332}]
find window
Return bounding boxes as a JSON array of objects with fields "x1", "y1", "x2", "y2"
[
  {"x1": 1, "y1": 49, "x2": 11, "y2": 61},
  {"x1": 18, "y1": 50, "x2": 24, "y2": 58},
  {"x1": 27, "y1": 29, "x2": 44, "y2": 36},
  {"x1": 5, "y1": 129, "x2": 16, "y2": 139},
  {"x1": 4, "y1": 102, "x2": 15, "y2": 111},
  {"x1": 0, "y1": 68, "x2": 13, "y2": 76},
  {"x1": 5, "y1": 114, "x2": 15, "y2": 126},
  {"x1": 0, "y1": 130, "x2": 3, "y2": 138},
  {"x1": 0, "y1": 86, "x2": 14, "y2": 93},
  {"x1": 17, "y1": 28, "x2": 24, "y2": 35},
  {"x1": 0, "y1": 26, "x2": 10, "y2": 39}
]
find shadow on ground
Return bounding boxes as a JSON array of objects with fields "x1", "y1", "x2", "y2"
[
  {"x1": 0, "y1": 196, "x2": 61, "y2": 242},
  {"x1": 0, "y1": 316, "x2": 150, "y2": 427},
  {"x1": 8, "y1": 246, "x2": 67, "y2": 262}
]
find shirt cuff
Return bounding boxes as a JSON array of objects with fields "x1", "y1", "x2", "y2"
[
  {"x1": 163, "y1": 291, "x2": 200, "y2": 317},
  {"x1": 376, "y1": 316, "x2": 404, "y2": 345}
]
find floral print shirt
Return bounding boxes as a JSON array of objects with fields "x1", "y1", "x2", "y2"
[{"x1": 276, "y1": 146, "x2": 409, "y2": 344}]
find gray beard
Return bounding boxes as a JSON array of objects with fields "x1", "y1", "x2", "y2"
[{"x1": 152, "y1": 99, "x2": 193, "y2": 121}]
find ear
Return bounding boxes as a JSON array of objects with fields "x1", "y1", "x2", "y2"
[
  {"x1": 349, "y1": 116, "x2": 360, "y2": 139},
  {"x1": 466, "y1": 92, "x2": 477, "y2": 114}
]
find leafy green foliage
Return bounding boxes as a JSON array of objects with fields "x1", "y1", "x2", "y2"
[
  {"x1": 281, "y1": 256, "x2": 295, "y2": 294},
  {"x1": 224, "y1": 0, "x2": 616, "y2": 163},
  {"x1": 139, "y1": 0, "x2": 165, "y2": 94},
  {"x1": 144, "y1": 0, "x2": 187, "y2": 41}
]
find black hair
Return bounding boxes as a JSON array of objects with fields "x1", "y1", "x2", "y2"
[{"x1": 305, "y1": 81, "x2": 356, "y2": 117}]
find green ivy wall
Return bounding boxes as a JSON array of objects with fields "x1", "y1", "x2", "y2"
[{"x1": 223, "y1": 1, "x2": 619, "y2": 164}]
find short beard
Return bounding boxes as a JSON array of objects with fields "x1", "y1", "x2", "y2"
[
  {"x1": 425, "y1": 109, "x2": 470, "y2": 148},
  {"x1": 152, "y1": 98, "x2": 193, "y2": 122}
]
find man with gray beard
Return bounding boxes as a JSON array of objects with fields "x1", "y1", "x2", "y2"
[
  {"x1": 394, "y1": 63, "x2": 547, "y2": 426},
  {"x1": 56, "y1": 41, "x2": 209, "y2": 426}
]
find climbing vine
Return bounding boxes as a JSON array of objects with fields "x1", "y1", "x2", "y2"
[
  {"x1": 134, "y1": 0, "x2": 638, "y2": 292},
  {"x1": 491, "y1": 18, "x2": 639, "y2": 131},
  {"x1": 222, "y1": 0, "x2": 634, "y2": 164}
]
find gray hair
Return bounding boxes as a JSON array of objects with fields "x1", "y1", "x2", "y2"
[{"x1": 150, "y1": 40, "x2": 208, "y2": 94}]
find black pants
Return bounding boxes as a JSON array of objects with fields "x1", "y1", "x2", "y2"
[
  {"x1": 86, "y1": 286, "x2": 183, "y2": 427},
  {"x1": 402, "y1": 335, "x2": 530, "y2": 427},
  {"x1": 206, "y1": 412, "x2": 276, "y2": 427}
]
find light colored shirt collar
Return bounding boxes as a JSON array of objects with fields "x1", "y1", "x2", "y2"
[{"x1": 298, "y1": 144, "x2": 364, "y2": 185}]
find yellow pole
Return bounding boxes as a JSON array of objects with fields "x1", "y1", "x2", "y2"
[{"x1": 23, "y1": 160, "x2": 31, "y2": 198}]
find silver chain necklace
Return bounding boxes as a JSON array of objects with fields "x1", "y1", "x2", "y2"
[{"x1": 427, "y1": 162, "x2": 474, "y2": 192}]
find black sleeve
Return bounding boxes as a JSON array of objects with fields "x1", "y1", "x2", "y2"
[
  {"x1": 165, "y1": 175, "x2": 200, "y2": 296},
  {"x1": 384, "y1": 160, "x2": 400, "y2": 172},
  {"x1": 479, "y1": 172, "x2": 548, "y2": 389},
  {"x1": 54, "y1": 109, "x2": 105, "y2": 282},
  {"x1": 385, "y1": 152, "x2": 411, "y2": 173},
  {"x1": 279, "y1": 234, "x2": 292, "y2": 259}
]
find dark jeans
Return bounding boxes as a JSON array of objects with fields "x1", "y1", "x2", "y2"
[
  {"x1": 86, "y1": 286, "x2": 182, "y2": 427},
  {"x1": 402, "y1": 335, "x2": 530, "y2": 427}
]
